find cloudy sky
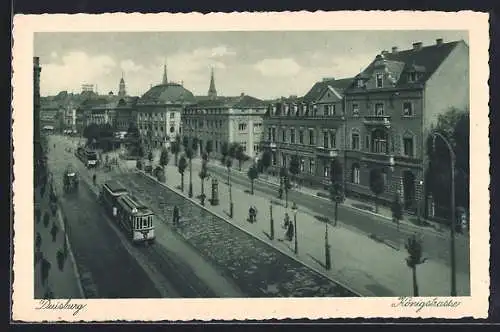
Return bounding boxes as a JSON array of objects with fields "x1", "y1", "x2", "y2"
[{"x1": 34, "y1": 30, "x2": 468, "y2": 99}]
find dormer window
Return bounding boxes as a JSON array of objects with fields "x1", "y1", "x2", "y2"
[
  {"x1": 376, "y1": 73, "x2": 383, "y2": 88},
  {"x1": 357, "y1": 79, "x2": 364, "y2": 88}
]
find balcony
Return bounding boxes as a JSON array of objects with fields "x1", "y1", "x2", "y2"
[
  {"x1": 361, "y1": 152, "x2": 395, "y2": 166},
  {"x1": 363, "y1": 115, "x2": 391, "y2": 128},
  {"x1": 262, "y1": 141, "x2": 277, "y2": 149},
  {"x1": 315, "y1": 147, "x2": 339, "y2": 158}
]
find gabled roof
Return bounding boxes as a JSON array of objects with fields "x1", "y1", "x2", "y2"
[
  {"x1": 350, "y1": 40, "x2": 464, "y2": 90},
  {"x1": 302, "y1": 77, "x2": 354, "y2": 103}
]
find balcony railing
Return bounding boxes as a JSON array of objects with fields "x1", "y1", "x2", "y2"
[
  {"x1": 363, "y1": 115, "x2": 391, "y2": 127},
  {"x1": 361, "y1": 152, "x2": 395, "y2": 165}
]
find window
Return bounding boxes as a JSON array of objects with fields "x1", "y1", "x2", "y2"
[
  {"x1": 352, "y1": 164, "x2": 360, "y2": 184},
  {"x1": 382, "y1": 169, "x2": 388, "y2": 187},
  {"x1": 403, "y1": 137, "x2": 414, "y2": 157},
  {"x1": 281, "y1": 153, "x2": 286, "y2": 167},
  {"x1": 323, "y1": 131, "x2": 329, "y2": 148},
  {"x1": 271, "y1": 128, "x2": 276, "y2": 142},
  {"x1": 290, "y1": 128, "x2": 295, "y2": 143},
  {"x1": 330, "y1": 132, "x2": 336, "y2": 148},
  {"x1": 357, "y1": 79, "x2": 364, "y2": 88},
  {"x1": 272, "y1": 152, "x2": 277, "y2": 166},
  {"x1": 403, "y1": 102, "x2": 413, "y2": 116},
  {"x1": 238, "y1": 123, "x2": 247, "y2": 131},
  {"x1": 351, "y1": 133, "x2": 360, "y2": 150},
  {"x1": 300, "y1": 159, "x2": 305, "y2": 172},
  {"x1": 324, "y1": 165, "x2": 330, "y2": 178},
  {"x1": 332, "y1": 104, "x2": 336, "y2": 116},
  {"x1": 409, "y1": 72, "x2": 417, "y2": 82},
  {"x1": 309, "y1": 129, "x2": 315, "y2": 145},
  {"x1": 309, "y1": 158, "x2": 315, "y2": 174},
  {"x1": 282, "y1": 129, "x2": 287, "y2": 142},
  {"x1": 352, "y1": 104, "x2": 360, "y2": 117},
  {"x1": 365, "y1": 135, "x2": 369, "y2": 150},
  {"x1": 372, "y1": 129, "x2": 388, "y2": 153},
  {"x1": 374, "y1": 103, "x2": 384, "y2": 116},
  {"x1": 268, "y1": 128, "x2": 272, "y2": 141},
  {"x1": 376, "y1": 73, "x2": 383, "y2": 88},
  {"x1": 299, "y1": 130, "x2": 304, "y2": 144},
  {"x1": 323, "y1": 105, "x2": 329, "y2": 116}
]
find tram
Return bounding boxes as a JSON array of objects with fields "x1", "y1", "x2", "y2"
[
  {"x1": 100, "y1": 180, "x2": 155, "y2": 244},
  {"x1": 76, "y1": 147, "x2": 98, "y2": 168}
]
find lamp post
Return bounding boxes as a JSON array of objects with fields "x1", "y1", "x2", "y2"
[
  {"x1": 269, "y1": 201, "x2": 275, "y2": 240},
  {"x1": 417, "y1": 179, "x2": 424, "y2": 225},
  {"x1": 325, "y1": 217, "x2": 331, "y2": 270},
  {"x1": 431, "y1": 130, "x2": 457, "y2": 296},
  {"x1": 292, "y1": 202, "x2": 298, "y2": 254}
]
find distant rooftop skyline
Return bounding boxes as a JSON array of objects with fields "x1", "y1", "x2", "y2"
[{"x1": 34, "y1": 30, "x2": 468, "y2": 99}]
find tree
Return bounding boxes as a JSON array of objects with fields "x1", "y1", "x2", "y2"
[
  {"x1": 205, "y1": 140, "x2": 213, "y2": 159},
  {"x1": 391, "y1": 192, "x2": 403, "y2": 231},
  {"x1": 185, "y1": 148, "x2": 194, "y2": 198},
  {"x1": 226, "y1": 157, "x2": 234, "y2": 217},
  {"x1": 369, "y1": 168, "x2": 385, "y2": 213},
  {"x1": 247, "y1": 165, "x2": 259, "y2": 195},
  {"x1": 329, "y1": 158, "x2": 344, "y2": 227},
  {"x1": 221, "y1": 142, "x2": 229, "y2": 164},
  {"x1": 279, "y1": 166, "x2": 290, "y2": 208},
  {"x1": 405, "y1": 234, "x2": 427, "y2": 296},
  {"x1": 289, "y1": 154, "x2": 301, "y2": 186},
  {"x1": 191, "y1": 138, "x2": 199, "y2": 157},
  {"x1": 178, "y1": 155, "x2": 187, "y2": 192},
  {"x1": 234, "y1": 144, "x2": 246, "y2": 171},
  {"x1": 199, "y1": 160, "x2": 209, "y2": 206},
  {"x1": 260, "y1": 150, "x2": 272, "y2": 173},
  {"x1": 171, "y1": 135, "x2": 181, "y2": 166},
  {"x1": 160, "y1": 147, "x2": 169, "y2": 168},
  {"x1": 82, "y1": 123, "x2": 99, "y2": 146},
  {"x1": 426, "y1": 107, "x2": 469, "y2": 220},
  {"x1": 182, "y1": 136, "x2": 189, "y2": 152}
]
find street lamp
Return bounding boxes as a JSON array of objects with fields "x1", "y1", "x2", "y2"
[
  {"x1": 431, "y1": 130, "x2": 457, "y2": 296},
  {"x1": 291, "y1": 202, "x2": 298, "y2": 254},
  {"x1": 325, "y1": 217, "x2": 331, "y2": 270},
  {"x1": 269, "y1": 200, "x2": 275, "y2": 240},
  {"x1": 417, "y1": 179, "x2": 424, "y2": 225}
]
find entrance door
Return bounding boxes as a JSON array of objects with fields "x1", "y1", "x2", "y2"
[{"x1": 402, "y1": 170, "x2": 416, "y2": 209}]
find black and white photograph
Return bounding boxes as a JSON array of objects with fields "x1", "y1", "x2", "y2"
[{"x1": 12, "y1": 11, "x2": 489, "y2": 321}]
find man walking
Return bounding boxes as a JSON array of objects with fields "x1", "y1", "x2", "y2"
[{"x1": 173, "y1": 205, "x2": 180, "y2": 225}]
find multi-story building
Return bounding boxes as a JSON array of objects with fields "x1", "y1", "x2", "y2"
[
  {"x1": 342, "y1": 38, "x2": 469, "y2": 215},
  {"x1": 262, "y1": 77, "x2": 353, "y2": 188},
  {"x1": 40, "y1": 100, "x2": 65, "y2": 132},
  {"x1": 136, "y1": 65, "x2": 194, "y2": 149},
  {"x1": 183, "y1": 94, "x2": 267, "y2": 158}
]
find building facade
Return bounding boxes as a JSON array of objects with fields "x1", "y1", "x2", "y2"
[
  {"x1": 343, "y1": 38, "x2": 469, "y2": 216},
  {"x1": 34, "y1": 57, "x2": 42, "y2": 167},
  {"x1": 136, "y1": 68, "x2": 194, "y2": 150},
  {"x1": 262, "y1": 77, "x2": 353, "y2": 189},
  {"x1": 183, "y1": 93, "x2": 267, "y2": 158}
]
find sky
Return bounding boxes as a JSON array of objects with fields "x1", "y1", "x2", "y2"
[{"x1": 34, "y1": 30, "x2": 468, "y2": 99}]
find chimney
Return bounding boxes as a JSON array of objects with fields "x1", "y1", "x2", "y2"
[
  {"x1": 240, "y1": 92, "x2": 245, "y2": 97},
  {"x1": 412, "y1": 42, "x2": 423, "y2": 50},
  {"x1": 391, "y1": 46, "x2": 398, "y2": 53},
  {"x1": 436, "y1": 38, "x2": 443, "y2": 46}
]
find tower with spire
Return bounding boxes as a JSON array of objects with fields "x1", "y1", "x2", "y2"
[
  {"x1": 208, "y1": 66, "x2": 217, "y2": 100},
  {"x1": 118, "y1": 72, "x2": 127, "y2": 97},
  {"x1": 162, "y1": 63, "x2": 168, "y2": 85}
]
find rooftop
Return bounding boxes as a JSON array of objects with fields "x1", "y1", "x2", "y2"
[
  {"x1": 189, "y1": 94, "x2": 266, "y2": 109},
  {"x1": 138, "y1": 83, "x2": 195, "y2": 105}
]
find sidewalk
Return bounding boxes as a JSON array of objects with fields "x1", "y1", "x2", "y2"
[
  {"x1": 187, "y1": 157, "x2": 452, "y2": 239},
  {"x1": 34, "y1": 181, "x2": 84, "y2": 299},
  {"x1": 160, "y1": 160, "x2": 469, "y2": 296}
]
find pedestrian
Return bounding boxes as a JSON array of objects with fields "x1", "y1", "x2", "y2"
[
  {"x1": 92, "y1": 173, "x2": 97, "y2": 186},
  {"x1": 173, "y1": 205, "x2": 180, "y2": 225},
  {"x1": 283, "y1": 213, "x2": 290, "y2": 229},
  {"x1": 35, "y1": 232, "x2": 42, "y2": 252},
  {"x1": 286, "y1": 220, "x2": 294, "y2": 242},
  {"x1": 50, "y1": 222, "x2": 59, "y2": 242},
  {"x1": 41, "y1": 258, "x2": 51, "y2": 286}
]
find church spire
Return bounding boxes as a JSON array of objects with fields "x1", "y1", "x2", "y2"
[
  {"x1": 162, "y1": 62, "x2": 168, "y2": 85},
  {"x1": 118, "y1": 71, "x2": 126, "y2": 97},
  {"x1": 208, "y1": 66, "x2": 217, "y2": 99}
]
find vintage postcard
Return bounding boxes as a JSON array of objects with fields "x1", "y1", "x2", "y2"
[{"x1": 12, "y1": 11, "x2": 489, "y2": 321}]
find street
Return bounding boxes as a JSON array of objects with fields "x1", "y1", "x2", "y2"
[{"x1": 46, "y1": 135, "x2": 242, "y2": 298}]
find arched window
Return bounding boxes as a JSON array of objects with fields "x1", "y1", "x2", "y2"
[
  {"x1": 402, "y1": 131, "x2": 415, "y2": 157},
  {"x1": 351, "y1": 163, "x2": 360, "y2": 184},
  {"x1": 351, "y1": 128, "x2": 360, "y2": 150}
]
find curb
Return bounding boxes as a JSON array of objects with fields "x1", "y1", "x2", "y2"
[
  {"x1": 203, "y1": 162, "x2": 447, "y2": 239},
  {"x1": 136, "y1": 170, "x2": 364, "y2": 297}
]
